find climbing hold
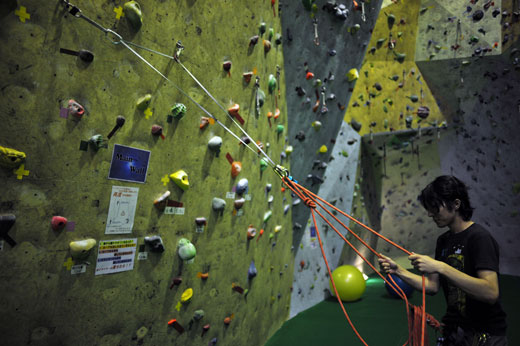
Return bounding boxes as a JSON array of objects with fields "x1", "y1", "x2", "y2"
[
  {"x1": 208, "y1": 136, "x2": 223, "y2": 156},
  {"x1": 88, "y1": 134, "x2": 107, "y2": 151},
  {"x1": 69, "y1": 238, "x2": 96, "y2": 260},
  {"x1": 228, "y1": 104, "x2": 244, "y2": 124},
  {"x1": 387, "y1": 13, "x2": 396, "y2": 29},
  {"x1": 234, "y1": 198, "x2": 245, "y2": 210},
  {"x1": 259, "y1": 22, "x2": 266, "y2": 35},
  {"x1": 212, "y1": 197, "x2": 226, "y2": 213},
  {"x1": 248, "y1": 261, "x2": 257, "y2": 279},
  {"x1": 350, "y1": 119, "x2": 362, "y2": 132},
  {"x1": 311, "y1": 120, "x2": 322, "y2": 131},
  {"x1": 295, "y1": 131, "x2": 306, "y2": 141},
  {"x1": 151, "y1": 124, "x2": 165, "y2": 139},
  {"x1": 68, "y1": 99, "x2": 85, "y2": 118},
  {"x1": 181, "y1": 288, "x2": 193, "y2": 303},
  {"x1": 169, "y1": 170, "x2": 189, "y2": 191},
  {"x1": 405, "y1": 116, "x2": 413, "y2": 128},
  {"x1": 260, "y1": 158, "x2": 268, "y2": 171},
  {"x1": 236, "y1": 178, "x2": 249, "y2": 195},
  {"x1": 295, "y1": 86, "x2": 306, "y2": 96},
  {"x1": 170, "y1": 103, "x2": 187, "y2": 120},
  {"x1": 285, "y1": 145, "x2": 293, "y2": 155},
  {"x1": 154, "y1": 190, "x2": 170, "y2": 206},
  {"x1": 473, "y1": 10, "x2": 484, "y2": 22},
  {"x1": 243, "y1": 72, "x2": 253, "y2": 84},
  {"x1": 193, "y1": 310, "x2": 205, "y2": 321},
  {"x1": 136, "y1": 94, "x2": 152, "y2": 111},
  {"x1": 144, "y1": 235, "x2": 165, "y2": 252},
  {"x1": 107, "y1": 115, "x2": 125, "y2": 139},
  {"x1": 231, "y1": 161, "x2": 242, "y2": 178},
  {"x1": 177, "y1": 238, "x2": 196, "y2": 261},
  {"x1": 249, "y1": 36, "x2": 259, "y2": 48},
  {"x1": 263, "y1": 40, "x2": 272, "y2": 53},
  {"x1": 51, "y1": 216, "x2": 68, "y2": 231},
  {"x1": 195, "y1": 217, "x2": 207, "y2": 232},
  {"x1": 0, "y1": 145, "x2": 26, "y2": 169},
  {"x1": 350, "y1": 24, "x2": 361, "y2": 34},
  {"x1": 207, "y1": 136, "x2": 224, "y2": 157},
  {"x1": 416, "y1": 106, "x2": 430, "y2": 119},
  {"x1": 393, "y1": 52, "x2": 406, "y2": 63},
  {"x1": 263, "y1": 210, "x2": 272, "y2": 223},
  {"x1": 346, "y1": 68, "x2": 359, "y2": 82},
  {"x1": 123, "y1": 1, "x2": 143, "y2": 31},
  {"x1": 268, "y1": 28, "x2": 274, "y2": 41},
  {"x1": 373, "y1": 82, "x2": 382, "y2": 91},
  {"x1": 59, "y1": 48, "x2": 94, "y2": 63},
  {"x1": 274, "y1": 225, "x2": 282, "y2": 233},
  {"x1": 247, "y1": 225, "x2": 256, "y2": 240},
  {"x1": 275, "y1": 33, "x2": 282, "y2": 45},
  {"x1": 276, "y1": 124, "x2": 284, "y2": 134},
  {"x1": 407, "y1": 95, "x2": 419, "y2": 103},
  {"x1": 318, "y1": 145, "x2": 327, "y2": 153},
  {"x1": 268, "y1": 74, "x2": 277, "y2": 93},
  {"x1": 223, "y1": 61, "x2": 232, "y2": 76},
  {"x1": 306, "y1": 71, "x2": 315, "y2": 80}
]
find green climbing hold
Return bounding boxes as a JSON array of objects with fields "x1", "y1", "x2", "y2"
[
  {"x1": 260, "y1": 158, "x2": 269, "y2": 171},
  {"x1": 276, "y1": 124, "x2": 284, "y2": 134},
  {"x1": 170, "y1": 103, "x2": 187, "y2": 120},
  {"x1": 350, "y1": 24, "x2": 361, "y2": 34},
  {"x1": 123, "y1": 1, "x2": 143, "y2": 32},
  {"x1": 268, "y1": 74, "x2": 277, "y2": 94},
  {"x1": 268, "y1": 28, "x2": 274, "y2": 41}
]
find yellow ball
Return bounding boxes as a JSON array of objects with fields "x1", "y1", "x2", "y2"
[{"x1": 329, "y1": 265, "x2": 366, "y2": 302}]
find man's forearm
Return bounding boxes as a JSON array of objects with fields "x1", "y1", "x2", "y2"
[{"x1": 395, "y1": 266, "x2": 437, "y2": 294}]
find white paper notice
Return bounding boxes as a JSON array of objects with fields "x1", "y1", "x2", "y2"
[
  {"x1": 105, "y1": 186, "x2": 139, "y2": 234},
  {"x1": 95, "y1": 238, "x2": 137, "y2": 275}
]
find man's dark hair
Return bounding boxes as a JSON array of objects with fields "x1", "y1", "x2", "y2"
[{"x1": 418, "y1": 175, "x2": 474, "y2": 221}]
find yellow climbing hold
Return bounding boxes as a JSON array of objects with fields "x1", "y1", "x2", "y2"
[
  {"x1": 181, "y1": 288, "x2": 193, "y2": 303},
  {"x1": 318, "y1": 145, "x2": 328, "y2": 153}
]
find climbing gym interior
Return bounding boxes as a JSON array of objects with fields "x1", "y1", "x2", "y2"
[{"x1": 1, "y1": 0, "x2": 519, "y2": 345}]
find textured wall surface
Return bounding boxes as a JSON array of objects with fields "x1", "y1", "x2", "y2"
[
  {"x1": 281, "y1": 0, "x2": 383, "y2": 240},
  {"x1": 0, "y1": 1, "x2": 293, "y2": 345},
  {"x1": 289, "y1": 121, "x2": 360, "y2": 318}
]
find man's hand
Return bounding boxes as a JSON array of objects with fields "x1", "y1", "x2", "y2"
[
  {"x1": 378, "y1": 254, "x2": 399, "y2": 274},
  {"x1": 408, "y1": 253, "x2": 442, "y2": 274}
]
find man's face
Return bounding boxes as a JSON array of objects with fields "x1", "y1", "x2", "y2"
[{"x1": 426, "y1": 203, "x2": 457, "y2": 228}]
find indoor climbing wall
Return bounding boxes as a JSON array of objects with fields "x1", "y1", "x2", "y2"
[
  {"x1": 279, "y1": 0, "x2": 383, "y2": 316},
  {"x1": 414, "y1": 0, "x2": 520, "y2": 275},
  {"x1": 0, "y1": 1, "x2": 294, "y2": 345},
  {"x1": 344, "y1": 0, "x2": 446, "y2": 136},
  {"x1": 344, "y1": 0, "x2": 520, "y2": 275}
]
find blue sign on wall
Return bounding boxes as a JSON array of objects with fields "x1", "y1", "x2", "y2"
[{"x1": 108, "y1": 144, "x2": 151, "y2": 183}]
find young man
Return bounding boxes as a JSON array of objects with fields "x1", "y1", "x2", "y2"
[{"x1": 378, "y1": 175, "x2": 507, "y2": 346}]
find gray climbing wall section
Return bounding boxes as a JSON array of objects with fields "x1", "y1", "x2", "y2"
[
  {"x1": 289, "y1": 122, "x2": 360, "y2": 318},
  {"x1": 279, "y1": 0, "x2": 383, "y2": 317}
]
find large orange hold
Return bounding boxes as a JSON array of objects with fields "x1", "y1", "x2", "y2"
[{"x1": 231, "y1": 161, "x2": 242, "y2": 178}]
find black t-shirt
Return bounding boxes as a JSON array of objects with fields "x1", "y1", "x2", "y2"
[{"x1": 435, "y1": 223, "x2": 507, "y2": 335}]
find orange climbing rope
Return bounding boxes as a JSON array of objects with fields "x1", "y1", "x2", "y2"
[{"x1": 282, "y1": 176, "x2": 441, "y2": 346}]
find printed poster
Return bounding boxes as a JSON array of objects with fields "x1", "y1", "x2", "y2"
[
  {"x1": 105, "y1": 186, "x2": 138, "y2": 234},
  {"x1": 95, "y1": 238, "x2": 137, "y2": 275},
  {"x1": 108, "y1": 144, "x2": 151, "y2": 183}
]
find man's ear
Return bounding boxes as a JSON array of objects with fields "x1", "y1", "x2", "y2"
[{"x1": 454, "y1": 199, "x2": 461, "y2": 210}]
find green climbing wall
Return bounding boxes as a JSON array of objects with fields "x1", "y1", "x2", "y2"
[{"x1": 0, "y1": 1, "x2": 293, "y2": 345}]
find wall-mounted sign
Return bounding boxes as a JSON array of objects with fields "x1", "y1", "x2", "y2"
[
  {"x1": 108, "y1": 144, "x2": 151, "y2": 183},
  {"x1": 95, "y1": 238, "x2": 137, "y2": 275},
  {"x1": 105, "y1": 186, "x2": 139, "y2": 234}
]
